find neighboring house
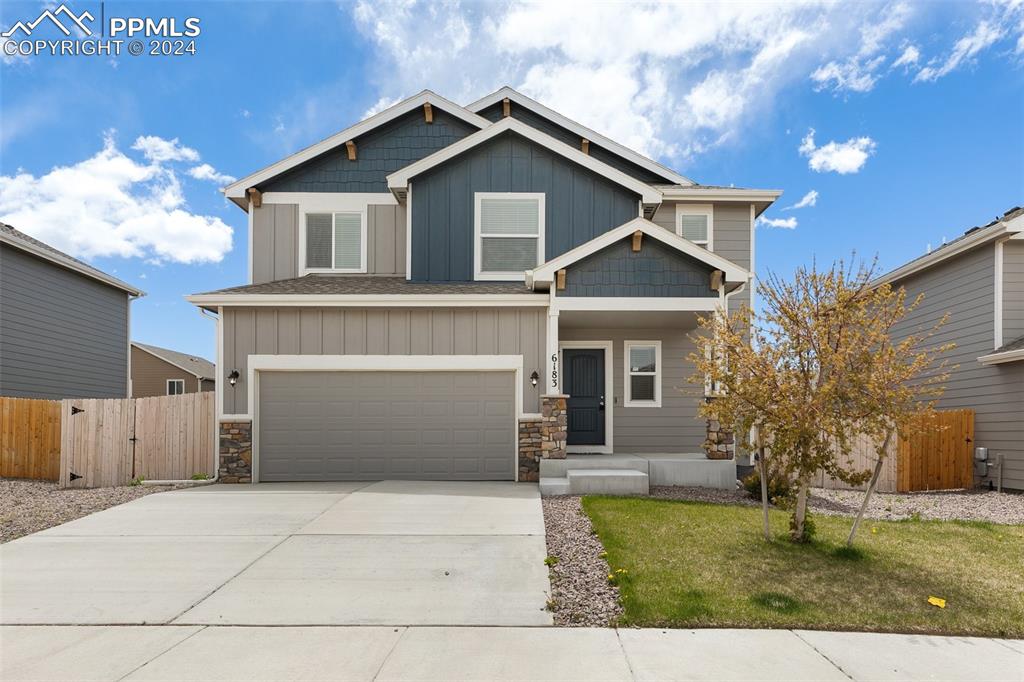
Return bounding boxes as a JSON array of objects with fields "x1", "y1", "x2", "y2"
[
  {"x1": 0, "y1": 223, "x2": 143, "y2": 400},
  {"x1": 875, "y1": 207, "x2": 1024, "y2": 491},
  {"x1": 188, "y1": 87, "x2": 780, "y2": 483},
  {"x1": 131, "y1": 342, "x2": 215, "y2": 398}
]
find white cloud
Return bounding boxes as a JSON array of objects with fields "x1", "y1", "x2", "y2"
[
  {"x1": 811, "y1": 2, "x2": 912, "y2": 93},
  {"x1": 757, "y1": 216, "x2": 798, "y2": 229},
  {"x1": 0, "y1": 132, "x2": 232, "y2": 264},
  {"x1": 188, "y1": 163, "x2": 236, "y2": 185},
  {"x1": 914, "y1": 19, "x2": 1005, "y2": 82},
  {"x1": 892, "y1": 43, "x2": 920, "y2": 68},
  {"x1": 799, "y1": 128, "x2": 876, "y2": 174},
  {"x1": 785, "y1": 190, "x2": 818, "y2": 210},
  {"x1": 131, "y1": 135, "x2": 200, "y2": 163}
]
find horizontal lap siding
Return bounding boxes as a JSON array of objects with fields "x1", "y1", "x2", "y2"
[
  {"x1": 1003, "y1": 240, "x2": 1024, "y2": 343},
  {"x1": 222, "y1": 307, "x2": 546, "y2": 415},
  {"x1": 560, "y1": 328, "x2": 705, "y2": 453},
  {"x1": 891, "y1": 244, "x2": 1024, "y2": 490},
  {"x1": 130, "y1": 347, "x2": 202, "y2": 398},
  {"x1": 410, "y1": 131, "x2": 640, "y2": 282},
  {"x1": 0, "y1": 245, "x2": 128, "y2": 399}
]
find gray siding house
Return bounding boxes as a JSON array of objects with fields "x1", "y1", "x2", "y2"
[
  {"x1": 0, "y1": 223, "x2": 143, "y2": 400},
  {"x1": 189, "y1": 88, "x2": 780, "y2": 485},
  {"x1": 876, "y1": 207, "x2": 1024, "y2": 491}
]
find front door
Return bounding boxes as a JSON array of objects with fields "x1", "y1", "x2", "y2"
[{"x1": 563, "y1": 349, "x2": 605, "y2": 446}]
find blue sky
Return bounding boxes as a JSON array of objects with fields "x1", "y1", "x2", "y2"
[{"x1": 1, "y1": 0, "x2": 1022, "y2": 362}]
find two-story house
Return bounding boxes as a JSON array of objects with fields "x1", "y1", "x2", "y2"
[
  {"x1": 188, "y1": 88, "x2": 780, "y2": 487},
  {"x1": 875, "y1": 207, "x2": 1024, "y2": 491}
]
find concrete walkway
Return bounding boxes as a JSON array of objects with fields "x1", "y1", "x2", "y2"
[
  {"x1": 2, "y1": 625, "x2": 1020, "y2": 680},
  {"x1": 0, "y1": 481, "x2": 551, "y2": 627}
]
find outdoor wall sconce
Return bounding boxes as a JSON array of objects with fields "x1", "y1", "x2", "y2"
[
  {"x1": 530, "y1": 371, "x2": 539, "y2": 387},
  {"x1": 228, "y1": 370, "x2": 240, "y2": 387}
]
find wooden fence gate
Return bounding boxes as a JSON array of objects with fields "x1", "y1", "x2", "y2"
[
  {"x1": 897, "y1": 408, "x2": 975, "y2": 492},
  {"x1": 1, "y1": 397, "x2": 62, "y2": 481},
  {"x1": 60, "y1": 392, "x2": 215, "y2": 488}
]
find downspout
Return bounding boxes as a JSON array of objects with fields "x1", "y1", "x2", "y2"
[{"x1": 199, "y1": 306, "x2": 221, "y2": 484}]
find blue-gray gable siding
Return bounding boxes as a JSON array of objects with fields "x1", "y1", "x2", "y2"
[
  {"x1": 478, "y1": 102, "x2": 671, "y2": 184},
  {"x1": 260, "y1": 108, "x2": 478, "y2": 193},
  {"x1": 410, "y1": 131, "x2": 641, "y2": 282},
  {"x1": 0, "y1": 245, "x2": 129, "y2": 399},
  {"x1": 562, "y1": 237, "x2": 717, "y2": 297}
]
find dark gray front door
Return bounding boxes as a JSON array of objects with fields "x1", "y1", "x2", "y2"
[
  {"x1": 257, "y1": 371, "x2": 516, "y2": 481},
  {"x1": 563, "y1": 349, "x2": 605, "y2": 446}
]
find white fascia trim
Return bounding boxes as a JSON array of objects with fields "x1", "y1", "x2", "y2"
[
  {"x1": 0, "y1": 231, "x2": 144, "y2": 296},
  {"x1": 977, "y1": 348, "x2": 1024, "y2": 365},
  {"x1": 386, "y1": 117, "x2": 663, "y2": 205},
  {"x1": 466, "y1": 86, "x2": 693, "y2": 186},
  {"x1": 623, "y1": 340, "x2": 662, "y2": 408},
  {"x1": 224, "y1": 91, "x2": 490, "y2": 199},
  {"x1": 559, "y1": 340, "x2": 614, "y2": 454},
  {"x1": 675, "y1": 203, "x2": 714, "y2": 249},
  {"x1": 554, "y1": 297, "x2": 719, "y2": 312},
  {"x1": 186, "y1": 294, "x2": 550, "y2": 308},
  {"x1": 261, "y1": 192, "x2": 397, "y2": 206},
  {"x1": 657, "y1": 187, "x2": 783, "y2": 202},
  {"x1": 995, "y1": 239, "x2": 1004, "y2": 349},
  {"x1": 473, "y1": 192, "x2": 546, "y2": 282},
  {"x1": 530, "y1": 217, "x2": 749, "y2": 284},
  {"x1": 405, "y1": 182, "x2": 413, "y2": 280},
  {"x1": 874, "y1": 221, "x2": 1022, "y2": 286}
]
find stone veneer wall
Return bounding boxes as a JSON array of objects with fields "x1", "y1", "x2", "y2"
[
  {"x1": 219, "y1": 420, "x2": 252, "y2": 483},
  {"x1": 704, "y1": 416, "x2": 735, "y2": 460},
  {"x1": 518, "y1": 394, "x2": 568, "y2": 481}
]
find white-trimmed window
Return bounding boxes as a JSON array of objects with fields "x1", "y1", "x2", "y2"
[
  {"x1": 624, "y1": 341, "x2": 662, "y2": 407},
  {"x1": 474, "y1": 192, "x2": 545, "y2": 280},
  {"x1": 166, "y1": 379, "x2": 185, "y2": 396},
  {"x1": 676, "y1": 204, "x2": 714, "y2": 249},
  {"x1": 302, "y1": 211, "x2": 367, "y2": 274}
]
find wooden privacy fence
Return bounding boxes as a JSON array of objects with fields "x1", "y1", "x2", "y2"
[
  {"x1": 60, "y1": 392, "x2": 215, "y2": 488},
  {"x1": 815, "y1": 409, "x2": 975, "y2": 493},
  {"x1": 1, "y1": 397, "x2": 62, "y2": 481}
]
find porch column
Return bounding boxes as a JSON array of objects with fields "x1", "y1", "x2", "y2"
[{"x1": 545, "y1": 304, "x2": 560, "y2": 393}]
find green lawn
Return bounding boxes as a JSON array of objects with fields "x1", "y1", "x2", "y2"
[{"x1": 582, "y1": 496, "x2": 1024, "y2": 637}]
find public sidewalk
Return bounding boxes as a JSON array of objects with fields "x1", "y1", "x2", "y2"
[{"x1": 3, "y1": 625, "x2": 1021, "y2": 681}]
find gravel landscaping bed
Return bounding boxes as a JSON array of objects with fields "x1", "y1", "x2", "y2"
[
  {"x1": 0, "y1": 478, "x2": 186, "y2": 543},
  {"x1": 648, "y1": 484, "x2": 1024, "y2": 524},
  {"x1": 541, "y1": 496, "x2": 623, "y2": 627}
]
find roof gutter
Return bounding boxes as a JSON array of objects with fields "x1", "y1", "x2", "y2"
[{"x1": 186, "y1": 293, "x2": 550, "y2": 308}]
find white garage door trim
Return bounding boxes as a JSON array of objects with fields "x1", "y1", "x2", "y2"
[{"x1": 248, "y1": 354, "x2": 524, "y2": 483}]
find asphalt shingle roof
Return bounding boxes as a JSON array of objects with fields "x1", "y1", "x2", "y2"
[
  {"x1": 133, "y1": 342, "x2": 215, "y2": 380},
  {"x1": 195, "y1": 275, "x2": 536, "y2": 296}
]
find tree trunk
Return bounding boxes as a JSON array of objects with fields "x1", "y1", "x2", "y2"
[
  {"x1": 791, "y1": 480, "x2": 810, "y2": 542},
  {"x1": 847, "y1": 429, "x2": 893, "y2": 547},
  {"x1": 758, "y1": 447, "x2": 771, "y2": 541}
]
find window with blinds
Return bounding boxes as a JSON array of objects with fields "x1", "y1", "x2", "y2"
[
  {"x1": 305, "y1": 212, "x2": 363, "y2": 271},
  {"x1": 676, "y1": 205, "x2": 713, "y2": 248},
  {"x1": 625, "y1": 341, "x2": 661, "y2": 407},
  {"x1": 476, "y1": 194, "x2": 544, "y2": 279}
]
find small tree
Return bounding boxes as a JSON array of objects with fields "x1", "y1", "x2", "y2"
[{"x1": 690, "y1": 258, "x2": 952, "y2": 543}]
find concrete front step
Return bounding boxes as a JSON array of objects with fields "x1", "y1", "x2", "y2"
[
  {"x1": 566, "y1": 469, "x2": 649, "y2": 496},
  {"x1": 539, "y1": 454, "x2": 648, "y2": 478},
  {"x1": 538, "y1": 477, "x2": 571, "y2": 496}
]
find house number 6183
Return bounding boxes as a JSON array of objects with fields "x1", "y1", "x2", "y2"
[{"x1": 550, "y1": 353, "x2": 559, "y2": 389}]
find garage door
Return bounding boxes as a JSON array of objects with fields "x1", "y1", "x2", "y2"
[{"x1": 257, "y1": 371, "x2": 516, "y2": 481}]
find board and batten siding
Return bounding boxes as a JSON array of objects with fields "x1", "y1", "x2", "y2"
[
  {"x1": 130, "y1": 346, "x2": 212, "y2": 398},
  {"x1": 891, "y1": 243, "x2": 1024, "y2": 490},
  {"x1": 221, "y1": 306, "x2": 546, "y2": 415},
  {"x1": 410, "y1": 131, "x2": 641, "y2": 282},
  {"x1": 560, "y1": 327, "x2": 705, "y2": 453},
  {"x1": 1002, "y1": 240, "x2": 1024, "y2": 344},
  {"x1": 0, "y1": 244, "x2": 129, "y2": 399},
  {"x1": 251, "y1": 203, "x2": 406, "y2": 284}
]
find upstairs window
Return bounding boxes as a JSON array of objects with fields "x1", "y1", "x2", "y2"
[
  {"x1": 166, "y1": 379, "x2": 185, "y2": 396},
  {"x1": 676, "y1": 204, "x2": 713, "y2": 249},
  {"x1": 474, "y1": 193, "x2": 545, "y2": 280},
  {"x1": 624, "y1": 341, "x2": 662, "y2": 407},
  {"x1": 303, "y1": 212, "x2": 365, "y2": 273}
]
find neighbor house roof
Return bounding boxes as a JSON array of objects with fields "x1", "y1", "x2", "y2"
[
  {"x1": 467, "y1": 86, "x2": 693, "y2": 186},
  {"x1": 186, "y1": 276, "x2": 546, "y2": 309},
  {"x1": 874, "y1": 207, "x2": 1024, "y2": 287},
  {"x1": 386, "y1": 116, "x2": 664, "y2": 207},
  {"x1": 132, "y1": 342, "x2": 215, "y2": 380},
  {"x1": 222, "y1": 90, "x2": 492, "y2": 207},
  {"x1": 0, "y1": 222, "x2": 144, "y2": 296}
]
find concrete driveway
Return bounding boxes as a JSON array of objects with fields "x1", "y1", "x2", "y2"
[{"x1": 0, "y1": 481, "x2": 552, "y2": 627}]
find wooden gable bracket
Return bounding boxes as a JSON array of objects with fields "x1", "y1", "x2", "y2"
[
  {"x1": 556, "y1": 269, "x2": 567, "y2": 290},
  {"x1": 502, "y1": 97, "x2": 511, "y2": 117},
  {"x1": 710, "y1": 269, "x2": 724, "y2": 291},
  {"x1": 581, "y1": 138, "x2": 590, "y2": 155},
  {"x1": 423, "y1": 102, "x2": 433, "y2": 123},
  {"x1": 345, "y1": 140, "x2": 357, "y2": 161},
  {"x1": 631, "y1": 230, "x2": 643, "y2": 252},
  {"x1": 246, "y1": 187, "x2": 262, "y2": 209}
]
